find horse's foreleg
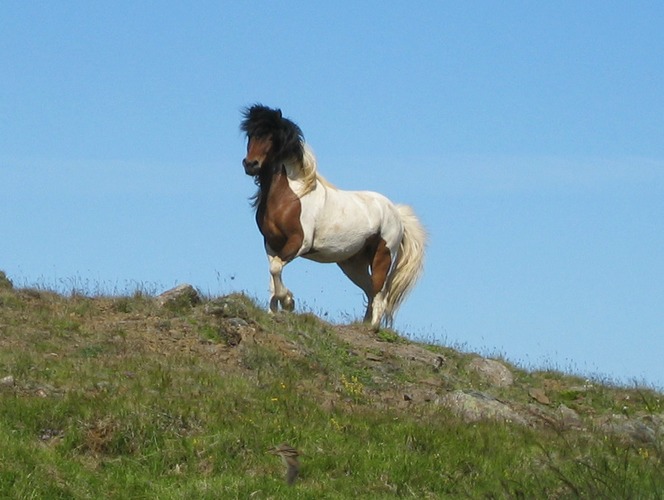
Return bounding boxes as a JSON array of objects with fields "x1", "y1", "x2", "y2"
[{"x1": 267, "y1": 254, "x2": 295, "y2": 313}]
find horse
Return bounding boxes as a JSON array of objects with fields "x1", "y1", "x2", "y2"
[{"x1": 240, "y1": 104, "x2": 426, "y2": 331}]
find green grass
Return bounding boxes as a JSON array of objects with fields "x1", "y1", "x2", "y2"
[{"x1": 1, "y1": 277, "x2": 663, "y2": 498}]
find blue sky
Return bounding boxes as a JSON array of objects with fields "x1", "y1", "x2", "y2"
[{"x1": 2, "y1": 2, "x2": 663, "y2": 387}]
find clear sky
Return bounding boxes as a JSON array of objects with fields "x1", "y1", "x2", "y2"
[{"x1": 2, "y1": 2, "x2": 663, "y2": 387}]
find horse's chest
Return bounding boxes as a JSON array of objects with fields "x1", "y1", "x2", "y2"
[{"x1": 256, "y1": 173, "x2": 304, "y2": 256}]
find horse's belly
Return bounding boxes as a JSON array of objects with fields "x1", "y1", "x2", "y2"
[{"x1": 302, "y1": 238, "x2": 366, "y2": 263}]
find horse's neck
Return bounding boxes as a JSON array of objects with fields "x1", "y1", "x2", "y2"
[
  {"x1": 282, "y1": 162, "x2": 313, "y2": 197},
  {"x1": 257, "y1": 162, "x2": 332, "y2": 212},
  {"x1": 284, "y1": 159, "x2": 336, "y2": 196},
  {"x1": 258, "y1": 165, "x2": 298, "y2": 207},
  {"x1": 253, "y1": 164, "x2": 279, "y2": 214}
]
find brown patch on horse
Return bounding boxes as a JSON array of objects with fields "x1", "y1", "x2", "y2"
[
  {"x1": 349, "y1": 234, "x2": 392, "y2": 297},
  {"x1": 369, "y1": 237, "x2": 392, "y2": 295},
  {"x1": 256, "y1": 166, "x2": 304, "y2": 262}
]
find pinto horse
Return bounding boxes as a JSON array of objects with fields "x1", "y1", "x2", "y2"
[{"x1": 241, "y1": 105, "x2": 426, "y2": 330}]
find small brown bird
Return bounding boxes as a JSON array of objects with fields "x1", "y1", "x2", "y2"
[{"x1": 269, "y1": 443, "x2": 301, "y2": 485}]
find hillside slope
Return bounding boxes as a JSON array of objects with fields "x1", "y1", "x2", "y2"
[{"x1": 1, "y1": 274, "x2": 663, "y2": 498}]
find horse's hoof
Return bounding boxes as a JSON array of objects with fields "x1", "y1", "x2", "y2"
[
  {"x1": 269, "y1": 296, "x2": 280, "y2": 313},
  {"x1": 282, "y1": 294, "x2": 295, "y2": 312}
]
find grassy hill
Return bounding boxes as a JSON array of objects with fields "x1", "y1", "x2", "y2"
[{"x1": 1, "y1": 271, "x2": 663, "y2": 498}]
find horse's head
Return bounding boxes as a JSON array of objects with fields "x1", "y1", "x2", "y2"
[
  {"x1": 240, "y1": 105, "x2": 304, "y2": 177},
  {"x1": 243, "y1": 134, "x2": 273, "y2": 176}
]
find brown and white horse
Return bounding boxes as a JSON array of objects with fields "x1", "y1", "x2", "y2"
[{"x1": 241, "y1": 105, "x2": 426, "y2": 331}]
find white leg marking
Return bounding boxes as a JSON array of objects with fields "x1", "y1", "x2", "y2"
[
  {"x1": 370, "y1": 291, "x2": 386, "y2": 332},
  {"x1": 268, "y1": 254, "x2": 294, "y2": 312}
]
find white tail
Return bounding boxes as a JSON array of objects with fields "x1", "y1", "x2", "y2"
[{"x1": 384, "y1": 205, "x2": 427, "y2": 325}]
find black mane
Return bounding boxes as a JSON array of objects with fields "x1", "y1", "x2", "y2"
[
  {"x1": 240, "y1": 104, "x2": 305, "y2": 164},
  {"x1": 240, "y1": 105, "x2": 306, "y2": 212}
]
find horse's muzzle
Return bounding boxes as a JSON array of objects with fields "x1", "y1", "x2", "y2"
[{"x1": 243, "y1": 159, "x2": 260, "y2": 176}]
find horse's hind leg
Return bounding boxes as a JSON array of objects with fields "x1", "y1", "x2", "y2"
[
  {"x1": 337, "y1": 255, "x2": 374, "y2": 322},
  {"x1": 368, "y1": 239, "x2": 393, "y2": 331},
  {"x1": 267, "y1": 253, "x2": 294, "y2": 312}
]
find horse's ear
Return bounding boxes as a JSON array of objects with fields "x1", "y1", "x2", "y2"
[{"x1": 276, "y1": 109, "x2": 282, "y2": 119}]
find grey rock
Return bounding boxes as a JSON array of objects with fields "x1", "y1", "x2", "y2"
[
  {"x1": 204, "y1": 296, "x2": 252, "y2": 320},
  {"x1": 557, "y1": 404, "x2": 584, "y2": 430},
  {"x1": 598, "y1": 413, "x2": 664, "y2": 445},
  {"x1": 227, "y1": 317, "x2": 249, "y2": 329},
  {"x1": 468, "y1": 357, "x2": 514, "y2": 388},
  {"x1": 441, "y1": 389, "x2": 528, "y2": 425},
  {"x1": 157, "y1": 284, "x2": 201, "y2": 309}
]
